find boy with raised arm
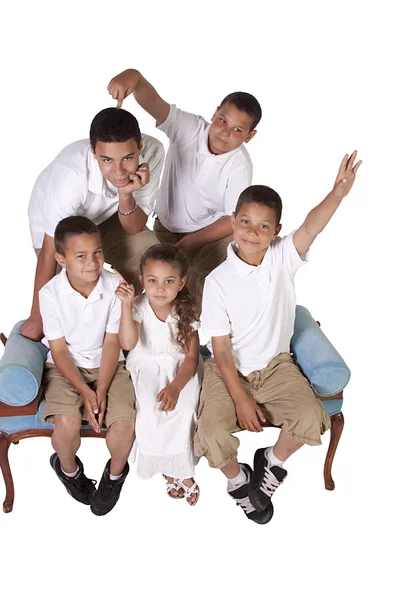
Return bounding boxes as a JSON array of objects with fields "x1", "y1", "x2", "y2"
[
  {"x1": 107, "y1": 69, "x2": 261, "y2": 303},
  {"x1": 195, "y1": 152, "x2": 361, "y2": 524}
]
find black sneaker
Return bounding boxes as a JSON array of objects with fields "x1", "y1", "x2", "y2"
[
  {"x1": 90, "y1": 460, "x2": 129, "y2": 516},
  {"x1": 249, "y1": 447, "x2": 287, "y2": 512},
  {"x1": 50, "y1": 453, "x2": 96, "y2": 505},
  {"x1": 228, "y1": 463, "x2": 274, "y2": 525}
]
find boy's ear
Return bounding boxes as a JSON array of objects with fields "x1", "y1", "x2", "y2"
[
  {"x1": 138, "y1": 273, "x2": 143, "y2": 286},
  {"x1": 273, "y1": 224, "x2": 282, "y2": 239},
  {"x1": 178, "y1": 276, "x2": 187, "y2": 292},
  {"x1": 231, "y1": 211, "x2": 236, "y2": 230},
  {"x1": 138, "y1": 136, "x2": 143, "y2": 155},
  {"x1": 244, "y1": 129, "x2": 257, "y2": 144},
  {"x1": 54, "y1": 252, "x2": 66, "y2": 268},
  {"x1": 90, "y1": 144, "x2": 97, "y2": 159}
]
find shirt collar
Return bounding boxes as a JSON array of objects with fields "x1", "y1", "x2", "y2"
[
  {"x1": 226, "y1": 242, "x2": 271, "y2": 277},
  {"x1": 87, "y1": 147, "x2": 144, "y2": 197},
  {"x1": 58, "y1": 268, "x2": 114, "y2": 300}
]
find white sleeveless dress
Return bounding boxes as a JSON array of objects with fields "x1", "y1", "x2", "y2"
[{"x1": 126, "y1": 294, "x2": 202, "y2": 479}]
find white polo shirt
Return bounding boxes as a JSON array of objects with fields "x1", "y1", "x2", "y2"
[
  {"x1": 39, "y1": 268, "x2": 123, "y2": 368},
  {"x1": 201, "y1": 233, "x2": 308, "y2": 376},
  {"x1": 28, "y1": 135, "x2": 165, "y2": 249},
  {"x1": 156, "y1": 104, "x2": 253, "y2": 233}
]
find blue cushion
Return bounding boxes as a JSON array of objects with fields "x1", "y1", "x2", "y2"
[
  {"x1": 291, "y1": 306, "x2": 350, "y2": 396},
  {"x1": 0, "y1": 321, "x2": 49, "y2": 406}
]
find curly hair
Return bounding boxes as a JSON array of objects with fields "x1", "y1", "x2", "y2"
[{"x1": 140, "y1": 243, "x2": 200, "y2": 353}]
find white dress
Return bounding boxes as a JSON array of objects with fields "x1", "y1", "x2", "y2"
[{"x1": 126, "y1": 294, "x2": 203, "y2": 479}]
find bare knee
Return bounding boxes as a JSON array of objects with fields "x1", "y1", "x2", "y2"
[
  {"x1": 54, "y1": 415, "x2": 81, "y2": 440},
  {"x1": 108, "y1": 419, "x2": 135, "y2": 439}
]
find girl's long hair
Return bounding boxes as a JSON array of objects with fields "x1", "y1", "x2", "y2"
[{"x1": 140, "y1": 244, "x2": 200, "y2": 353}]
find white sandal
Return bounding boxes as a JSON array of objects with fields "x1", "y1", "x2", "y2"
[
  {"x1": 176, "y1": 479, "x2": 200, "y2": 506},
  {"x1": 163, "y1": 475, "x2": 184, "y2": 499}
]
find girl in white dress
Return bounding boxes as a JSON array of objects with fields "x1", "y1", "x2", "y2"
[{"x1": 115, "y1": 244, "x2": 202, "y2": 506}]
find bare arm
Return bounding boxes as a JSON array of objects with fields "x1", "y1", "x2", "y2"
[
  {"x1": 176, "y1": 217, "x2": 233, "y2": 251},
  {"x1": 293, "y1": 151, "x2": 362, "y2": 256},
  {"x1": 119, "y1": 303, "x2": 141, "y2": 350},
  {"x1": 95, "y1": 333, "x2": 121, "y2": 428},
  {"x1": 20, "y1": 234, "x2": 58, "y2": 340},
  {"x1": 212, "y1": 335, "x2": 266, "y2": 432},
  {"x1": 108, "y1": 69, "x2": 170, "y2": 126},
  {"x1": 171, "y1": 331, "x2": 199, "y2": 391},
  {"x1": 114, "y1": 277, "x2": 140, "y2": 350},
  {"x1": 49, "y1": 337, "x2": 100, "y2": 431},
  {"x1": 157, "y1": 331, "x2": 200, "y2": 411}
]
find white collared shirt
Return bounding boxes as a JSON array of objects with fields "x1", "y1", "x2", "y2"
[
  {"x1": 201, "y1": 233, "x2": 308, "y2": 376},
  {"x1": 156, "y1": 105, "x2": 253, "y2": 233},
  {"x1": 39, "y1": 268, "x2": 123, "y2": 368},
  {"x1": 28, "y1": 135, "x2": 165, "y2": 248}
]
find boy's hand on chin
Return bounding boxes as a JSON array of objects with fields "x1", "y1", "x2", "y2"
[{"x1": 118, "y1": 164, "x2": 150, "y2": 197}]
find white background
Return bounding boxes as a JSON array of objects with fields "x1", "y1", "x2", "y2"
[{"x1": 0, "y1": 1, "x2": 398, "y2": 599}]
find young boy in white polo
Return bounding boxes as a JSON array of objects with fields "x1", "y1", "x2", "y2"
[
  {"x1": 107, "y1": 68, "x2": 261, "y2": 303},
  {"x1": 23, "y1": 107, "x2": 164, "y2": 341},
  {"x1": 195, "y1": 151, "x2": 362, "y2": 524},
  {"x1": 39, "y1": 216, "x2": 136, "y2": 516}
]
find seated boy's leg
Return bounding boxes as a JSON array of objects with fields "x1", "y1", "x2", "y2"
[
  {"x1": 194, "y1": 360, "x2": 274, "y2": 524},
  {"x1": 90, "y1": 363, "x2": 136, "y2": 516},
  {"x1": 99, "y1": 213, "x2": 158, "y2": 291},
  {"x1": 186, "y1": 232, "x2": 234, "y2": 305},
  {"x1": 255, "y1": 353, "x2": 331, "y2": 446},
  {"x1": 248, "y1": 353, "x2": 331, "y2": 511},
  {"x1": 194, "y1": 358, "x2": 241, "y2": 469},
  {"x1": 42, "y1": 363, "x2": 97, "y2": 504}
]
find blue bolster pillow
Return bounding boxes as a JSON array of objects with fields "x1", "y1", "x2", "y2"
[
  {"x1": 291, "y1": 306, "x2": 351, "y2": 397},
  {"x1": 0, "y1": 321, "x2": 49, "y2": 406}
]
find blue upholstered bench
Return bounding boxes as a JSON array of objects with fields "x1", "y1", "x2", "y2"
[{"x1": 0, "y1": 306, "x2": 348, "y2": 513}]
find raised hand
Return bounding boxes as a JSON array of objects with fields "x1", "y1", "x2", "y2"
[
  {"x1": 332, "y1": 151, "x2": 362, "y2": 199},
  {"x1": 107, "y1": 69, "x2": 140, "y2": 109},
  {"x1": 113, "y1": 268, "x2": 135, "y2": 306}
]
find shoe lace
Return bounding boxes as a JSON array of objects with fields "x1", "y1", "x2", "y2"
[
  {"x1": 235, "y1": 496, "x2": 255, "y2": 514},
  {"x1": 260, "y1": 467, "x2": 280, "y2": 498}
]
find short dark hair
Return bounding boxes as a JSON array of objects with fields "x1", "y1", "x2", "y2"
[
  {"x1": 235, "y1": 185, "x2": 282, "y2": 225},
  {"x1": 90, "y1": 107, "x2": 141, "y2": 151},
  {"x1": 219, "y1": 92, "x2": 262, "y2": 131},
  {"x1": 54, "y1": 216, "x2": 101, "y2": 255}
]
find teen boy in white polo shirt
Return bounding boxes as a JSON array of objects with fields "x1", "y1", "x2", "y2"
[
  {"x1": 195, "y1": 151, "x2": 362, "y2": 524},
  {"x1": 107, "y1": 68, "x2": 261, "y2": 303},
  {"x1": 39, "y1": 215, "x2": 136, "y2": 516},
  {"x1": 23, "y1": 107, "x2": 164, "y2": 341}
]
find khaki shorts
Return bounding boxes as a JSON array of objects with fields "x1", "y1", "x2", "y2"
[
  {"x1": 154, "y1": 218, "x2": 233, "y2": 306},
  {"x1": 42, "y1": 361, "x2": 136, "y2": 428},
  {"x1": 194, "y1": 353, "x2": 331, "y2": 469},
  {"x1": 35, "y1": 212, "x2": 159, "y2": 292}
]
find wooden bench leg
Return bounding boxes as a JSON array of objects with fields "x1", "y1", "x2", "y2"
[
  {"x1": 0, "y1": 433, "x2": 14, "y2": 513},
  {"x1": 324, "y1": 411, "x2": 344, "y2": 491}
]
